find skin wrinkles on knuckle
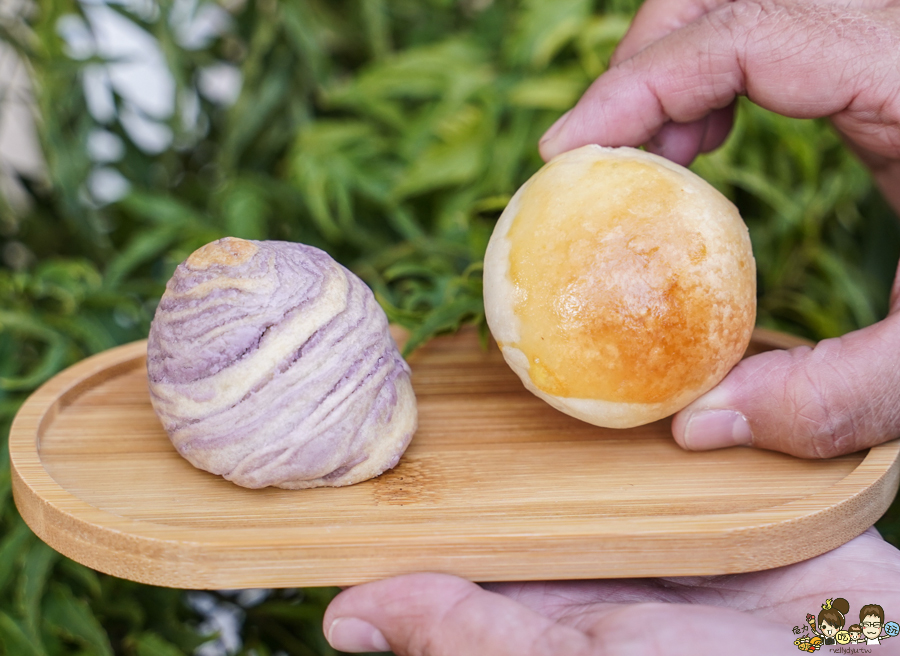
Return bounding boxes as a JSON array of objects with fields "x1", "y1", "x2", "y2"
[
  {"x1": 719, "y1": 347, "x2": 801, "y2": 406},
  {"x1": 837, "y1": 116, "x2": 900, "y2": 163},
  {"x1": 834, "y1": 8, "x2": 900, "y2": 59},
  {"x1": 604, "y1": 57, "x2": 670, "y2": 139},
  {"x1": 823, "y1": 9, "x2": 900, "y2": 132},
  {"x1": 850, "y1": 81, "x2": 900, "y2": 157},
  {"x1": 571, "y1": 63, "x2": 659, "y2": 144},
  {"x1": 647, "y1": 14, "x2": 745, "y2": 117},
  {"x1": 706, "y1": 0, "x2": 775, "y2": 68},
  {"x1": 743, "y1": 4, "x2": 830, "y2": 96},
  {"x1": 852, "y1": 327, "x2": 900, "y2": 407},
  {"x1": 676, "y1": 52, "x2": 740, "y2": 109},
  {"x1": 739, "y1": 3, "x2": 876, "y2": 114},
  {"x1": 722, "y1": 347, "x2": 803, "y2": 450},
  {"x1": 806, "y1": 330, "x2": 900, "y2": 453},
  {"x1": 784, "y1": 340, "x2": 859, "y2": 458},
  {"x1": 871, "y1": 373, "x2": 900, "y2": 441},
  {"x1": 756, "y1": 9, "x2": 824, "y2": 66},
  {"x1": 839, "y1": 11, "x2": 900, "y2": 106}
]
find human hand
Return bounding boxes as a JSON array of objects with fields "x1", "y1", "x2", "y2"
[
  {"x1": 539, "y1": 0, "x2": 900, "y2": 212},
  {"x1": 323, "y1": 528, "x2": 900, "y2": 655},
  {"x1": 541, "y1": 0, "x2": 900, "y2": 459},
  {"x1": 322, "y1": 8, "x2": 900, "y2": 654}
]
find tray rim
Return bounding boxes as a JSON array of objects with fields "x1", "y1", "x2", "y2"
[{"x1": 10, "y1": 330, "x2": 900, "y2": 588}]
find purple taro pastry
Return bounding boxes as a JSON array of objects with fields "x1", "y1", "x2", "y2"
[{"x1": 147, "y1": 237, "x2": 417, "y2": 489}]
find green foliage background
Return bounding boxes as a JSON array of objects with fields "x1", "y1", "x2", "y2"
[{"x1": 1, "y1": 0, "x2": 899, "y2": 654}]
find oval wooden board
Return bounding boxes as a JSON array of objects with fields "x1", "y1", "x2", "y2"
[{"x1": 10, "y1": 327, "x2": 900, "y2": 589}]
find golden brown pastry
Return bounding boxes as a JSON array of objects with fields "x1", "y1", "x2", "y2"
[{"x1": 483, "y1": 145, "x2": 756, "y2": 428}]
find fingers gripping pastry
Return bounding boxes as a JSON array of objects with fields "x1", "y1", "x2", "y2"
[
  {"x1": 483, "y1": 146, "x2": 756, "y2": 428},
  {"x1": 147, "y1": 238, "x2": 417, "y2": 489}
]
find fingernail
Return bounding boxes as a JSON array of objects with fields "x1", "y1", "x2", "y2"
[
  {"x1": 327, "y1": 617, "x2": 391, "y2": 653},
  {"x1": 683, "y1": 410, "x2": 752, "y2": 450},
  {"x1": 539, "y1": 109, "x2": 572, "y2": 151}
]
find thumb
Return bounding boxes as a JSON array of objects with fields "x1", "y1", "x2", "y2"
[
  {"x1": 324, "y1": 573, "x2": 792, "y2": 656},
  {"x1": 673, "y1": 305, "x2": 900, "y2": 459},
  {"x1": 323, "y1": 573, "x2": 590, "y2": 656}
]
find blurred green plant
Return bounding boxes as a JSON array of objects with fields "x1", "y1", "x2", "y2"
[{"x1": 0, "y1": 0, "x2": 898, "y2": 654}]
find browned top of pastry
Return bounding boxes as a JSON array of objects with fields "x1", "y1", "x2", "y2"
[
  {"x1": 505, "y1": 155, "x2": 754, "y2": 404},
  {"x1": 186, "y1": 237, "x2": 259, "y2": 269}
]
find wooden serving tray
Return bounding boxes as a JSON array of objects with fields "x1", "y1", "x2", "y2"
[{"x1": 10, "y1": 327, "x2": 900, "y2": 589}]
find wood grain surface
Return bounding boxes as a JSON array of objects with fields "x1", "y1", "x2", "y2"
[{"x1": 10, "y1": 327, "x2": 900, "y2": 589}]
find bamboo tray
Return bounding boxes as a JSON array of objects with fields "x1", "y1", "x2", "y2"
[{"x1": 10, "y1": 327, "x2": 900, "y2": 589}]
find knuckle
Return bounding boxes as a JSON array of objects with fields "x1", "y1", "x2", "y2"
[
  {"x1": 691, "y1": 0, "x2": 780, "y2": 88},
  {"x1": 783, "y1": 339, "x2": 856, "y2": 458},
  {"x1": 705, "y1": 0, "x2": 771, "y2": 34}
]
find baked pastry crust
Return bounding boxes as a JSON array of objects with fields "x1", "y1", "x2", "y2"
[
  {"x1": 483, "y1": 145, "x2": 756, "y2": 428},
  {"x1": 148, "y1": 238, "x2": 417, "y2": 488}
]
